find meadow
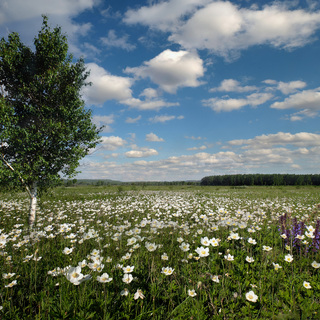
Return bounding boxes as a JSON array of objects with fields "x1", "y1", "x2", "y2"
[{"x1": 0, "y1": 185, "x2": 320, "y2": 319}]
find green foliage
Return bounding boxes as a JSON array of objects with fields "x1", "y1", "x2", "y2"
[
  {"x1": 201, "y1": 174, "x2": 320, "y2": 186},
  {"x1": 0, "y1": 16, "x2": 102, "y2": 193}
]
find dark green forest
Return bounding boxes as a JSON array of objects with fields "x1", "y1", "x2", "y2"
[
  {"x1": 62, "y1": 174, "x2": 320, "y2": 187},
  {"x1": 200, "y1": 174, "x2": 320, "y2": 186}
]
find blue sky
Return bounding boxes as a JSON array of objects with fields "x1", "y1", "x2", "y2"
[{"x1": 1, "y1": 0, "x2": 320, "y2": 181}]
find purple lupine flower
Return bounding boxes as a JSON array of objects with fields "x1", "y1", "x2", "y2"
[
  {"x1": 312, "y1": 220, "x2": 320, "y2": 252},
  {"x1": 292, "y1": 217, "x2": 299, "y2": 250}
]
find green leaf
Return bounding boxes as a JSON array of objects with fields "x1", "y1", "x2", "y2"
[{"x1": 0, "y1": 15, "x2": 102, "y2": 194}]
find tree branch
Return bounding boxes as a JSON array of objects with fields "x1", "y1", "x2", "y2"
[{"x1": 0, "y1": 153, "x2": 32, "y2": 198}]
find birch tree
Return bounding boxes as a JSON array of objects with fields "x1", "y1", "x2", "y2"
[{"x1": 0, "y1": 16, "x2": 102, "y2": 228}]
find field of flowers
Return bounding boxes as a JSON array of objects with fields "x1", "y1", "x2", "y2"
[{"x1": 0, "y1": 185, "x2": 320, "y2": 319}]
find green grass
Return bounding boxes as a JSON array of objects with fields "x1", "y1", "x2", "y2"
[{"x1": 0, "y1": 186, "x2": 320, "y2": 319}]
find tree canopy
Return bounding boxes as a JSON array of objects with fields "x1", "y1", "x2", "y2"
[
  {"x1": 0, "y1": 16, "x2": 102, "y2": 226},
  {"x1": 200, "y1": 174, "x2": 320, "y2": 186}
]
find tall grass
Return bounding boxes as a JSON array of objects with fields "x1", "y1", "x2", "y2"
[{"x1": 0, "y1": 186, "x2": 320, "y2": 319}]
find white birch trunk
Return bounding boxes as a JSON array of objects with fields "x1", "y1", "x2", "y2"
[{"x1": 28, "y1": 182, "x2": 37, "y2": 228}]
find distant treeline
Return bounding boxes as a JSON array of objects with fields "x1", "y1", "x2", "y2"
[
  {"x1": 64, "y1": 179, "x2": 122, "y2": 186},
  {"x1": 63, "y1": 179, "x2": 200, "y2": 187},
  {"x1": 200, "y1": 174, "x2": 320, "y2": 186}
]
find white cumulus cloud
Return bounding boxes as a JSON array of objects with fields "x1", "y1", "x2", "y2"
[
  {"x1": 100, "y1": 30, "x2": 136, "y2": 51},
  {"x1": 211, "y1": 79, "x2": 257, "y2": 92},
  {"x1": 149, "y1": 115, "x2": 184, "y2": 123},
  {"x1": 125, "y1": 1, "x2": 320, "y2": 58},
  {"x1": 171, "y1": 2, "x2": 320, "y2": 56},
  {"x1": 92, "y1": 115, "x2": 114, "y2": 133},
  {"x1": 146, "y1": 133, "x2": 164, "y2": 142},
  {"x1": 125, "y1": 49, "x2": 205, "y2": 93},
  {"x1": 100, "y1": 136, "x2": 127, "y2": 151},
  {"x1": 286, "y1": 109, "x2": 318, "y2": 121},
  {"x1": 187, "y1": 145, "x2": 207, "y2": 151},
  {"x1": 277, "y1": 81, "x2": 307, "y2": 95},
  {"x1": 122, "y1": 97, "x2": 179, "y2": 111},
  {"x1": 123, "y1": 0, "x2": 210, "y2": 32},
  {"x1": 271, "y1": 88, "x2": 320, "y2": 110},
  {"x1": 0, "y1": 0, "x2": 96, "y2": 24},
  {"x1": 83, "y1": 63, "x2": 133, "y2": 105},
  {"x1": 125, "y1": 115, "x2": 142, "y2": 124},
  {"x1": 203, "y1": 93, "x2": 273, "y2": 112},
  {"x1": 125, "y1": 148, "x2": 158, "y2": 158},
  {"x1": 79, "y1": 131, "x2": 320, "y2": 181},
  {"x1": 0, "y1": 0, "x2": 98, "y2": 53},
  {"x1": 228, "y1": 132, "x2": 320, "y2": 148}
]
